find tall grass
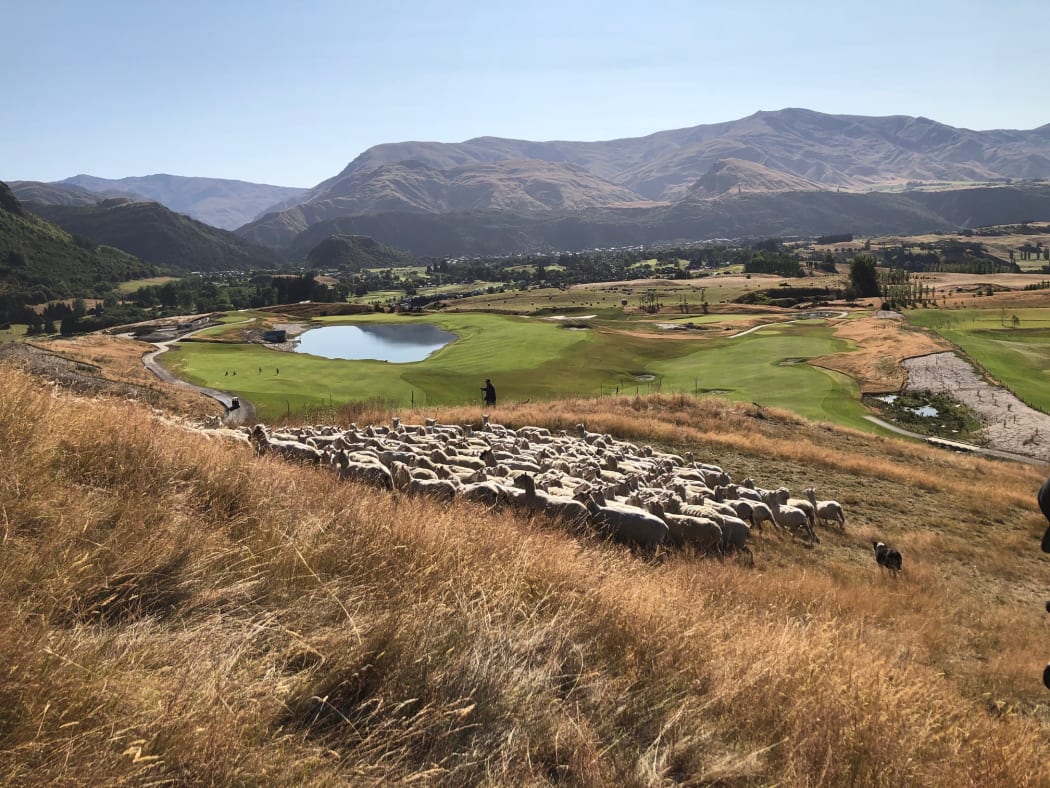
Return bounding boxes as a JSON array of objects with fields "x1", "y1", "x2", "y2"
[{"x1": 1, "y1": 364, "x2": 1049, "y2": 784}]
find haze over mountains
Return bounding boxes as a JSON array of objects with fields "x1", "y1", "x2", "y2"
[
  {"x1": 12, "y1": 175, "x2": 307, "y2": 231},
  {"x1": 13, "y1": 109, "x2": 1050, "y2": 257}
]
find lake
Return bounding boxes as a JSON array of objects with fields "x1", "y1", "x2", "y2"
[{"x1": 294, "y1": 324, "x2": 457, "y2": 362}]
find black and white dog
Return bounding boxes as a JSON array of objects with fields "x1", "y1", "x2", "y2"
[{"x1": 873, "y1": 540, "x2": 903, "y2": 578}]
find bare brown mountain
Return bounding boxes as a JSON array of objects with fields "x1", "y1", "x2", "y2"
[
  {"x1": 681, "y1": 158, "x2": 825, "y2": 199},
  {"x1": 237, "y1": 108, "x2": 1050, "y2": 253},
  {"x1": 313, "y1": 159, "x2": 654, "y2": 214}
]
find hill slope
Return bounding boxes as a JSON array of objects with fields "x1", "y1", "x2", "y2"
[
  {"x1": 0, "y1": 181, "x2": 155, "y2": 305},
  {"x1": 30, "y1": 199, "x2": 284, "y2": 272},
  {"x1": 60, "y1": 173, "x2": 308, "y2": 230},
  {"x1": 305, "y1": 234, "x2": 410, "y2": 271},
  {"x1": 9, "y1": 180, "x2": 132, "y2": 207},
  {"x1": 1, "y1": 361, "x2": 1048, "y2": 784},
  {"x1": 239, "y1": 109, "x2": 1050, "y2": 253},
  {"x1": 281, "y1": 189, "x2": 983, "y2": 257},
  {"x1": 321, "y1": 108, "x2": 1050, "y2": 200},
  {"x1": 682, "y1": 157, "x2": 826, "y2": 198}
]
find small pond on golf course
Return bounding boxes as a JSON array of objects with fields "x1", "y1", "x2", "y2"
[{"x1": 294, "y1": 324, "x2": 457, "y2": 362}]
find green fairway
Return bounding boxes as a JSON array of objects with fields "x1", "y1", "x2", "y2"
[
  {"x1": 649, "y1": 322, "x2": 870, "y2": 427},
  {"x1": 906, "y1": 307, "x2": 1050, "y2": 412},
  {"x1": 160, "y1": 311, "x2": 877, "y2": 428}
]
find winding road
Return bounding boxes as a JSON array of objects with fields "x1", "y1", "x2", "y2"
[{"x1": 141, "y1": 330, "x2": 256, "y2": 425}]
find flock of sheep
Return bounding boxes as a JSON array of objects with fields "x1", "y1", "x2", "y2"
[{"x1": 243, "y1": 415, "x2": 851, "y2": 563}]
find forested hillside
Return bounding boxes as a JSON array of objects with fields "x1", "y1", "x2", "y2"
[
  {"x1": 30, "y1": 199, "x2": 284, "y2": 272},
  {"x1": 0, "y1": 182, "x2": 155, "y2": 320}
]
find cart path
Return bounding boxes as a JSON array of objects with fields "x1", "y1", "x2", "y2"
[{"x1": 141, "y1": 328, "x2": 256, "y2": 425}]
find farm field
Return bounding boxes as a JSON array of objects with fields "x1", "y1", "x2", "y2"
[
  {"x1": 906, "y1": 306, "x2": 1050, "y2": 412},
  {"x1": 447, "y1": 272, "x2": 852, "y2": 315},
  {"x1": 116, "y1": 276, "x2": 179, "y2": 293},
  {"x1": 870, "y1": 224, "x2": 1050, "y2": 272},
  {"x1": 161, "y1": 309, "x2": 878, "y2": 428},
  {"x1": 0, "y1": 323, "x2": 28, "y2": 342}
]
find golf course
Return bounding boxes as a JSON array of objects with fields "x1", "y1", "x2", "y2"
[{"x1": 158, "y1": 307, "x2": 874, "y2": 426}]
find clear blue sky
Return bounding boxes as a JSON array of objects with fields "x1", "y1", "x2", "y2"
[{"x1": 4, "y1": 0, "x2": 1046, "y2": 188}]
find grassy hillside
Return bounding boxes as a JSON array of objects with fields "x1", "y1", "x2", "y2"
[
  {"x1": 0, "y1": 181, "x2": 156, "y2": 303},
  {"x1": 29, "y1": 199, "x2": 284, "y2": 273},
  {"x1": 1, "y1": 361, "x2": 1049, "y2": 783}
]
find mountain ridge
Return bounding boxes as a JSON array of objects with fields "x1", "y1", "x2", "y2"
[
  {"x1": 238, "y1": 108, "x2": 1050, "y2": 252},
  {"x1": 28, "y1": 199, "x2": 284, "y2": 273},
  {"x1": 56, "y1": 174, "x2": 308, "y2": 230}
]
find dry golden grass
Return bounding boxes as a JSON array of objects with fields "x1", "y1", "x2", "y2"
[
  {"x1": 27, "y1": 334, "x2": 222, "y2": 420},
  {"x1": 810, "y1": 315, "x2": 951, "y2": 392},
  {"x1": 2, "y1": 366, "x2": 1050, "y2": 784}
]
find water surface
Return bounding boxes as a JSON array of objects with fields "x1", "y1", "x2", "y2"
[{"x1": 294, "y1": 324, "x2": 456, "y2": 362}]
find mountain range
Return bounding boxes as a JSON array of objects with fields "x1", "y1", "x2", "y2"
[
  {"x1": 11, "y1": 175, "x2": 307, "y2": 230},
  {"x1": 236, "y1": 108, "x2": 1050, "y2": 252},
  {"x1": 27, "y1": 198, "x2": 283, "y2": 273},
  {"x1": 13, "y1": 109, "x2": 1050, "y2": 257}
]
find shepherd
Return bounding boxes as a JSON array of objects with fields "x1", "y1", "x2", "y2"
[{"x1": 481, "y1": 378, "x2": 496, "y2": 407}]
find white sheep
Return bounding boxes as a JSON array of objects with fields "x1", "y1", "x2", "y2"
[
  {"x1": 514, "y1": 475, "x2": 590, "y2": 527},
  {"x1": 805, "y1": 487, "x2": 845, "y2": 530},
  {"x1": 330, "y1": 450, "x2": 394, "y2": 489},
  {"x1": 648, "y1": 502, "x2": 723, "y2": 556},
  {"x1": 582, "y1": 494, "x2": 668, "y2": 548},
  {"x1": 767, "y1": 489, "x2": 819, "y2": 543}
]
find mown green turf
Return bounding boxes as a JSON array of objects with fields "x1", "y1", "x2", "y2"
[
  {"x1": 906, "y1": 307, "x2": 1050, "y2": 412},
  {"x1": 161, "y1": 311, "x2": 877, "y2": 429},
  {"x1": 648, "y1": 322, "x2": 869, "y2": 427}
]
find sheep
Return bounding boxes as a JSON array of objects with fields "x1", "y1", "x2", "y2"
[
  {"x1": 715, "y1": 483, "x2": 763, "y2": 504},
  {"x1": 582, "y1": 495, "x2": 668, "y2": 548},
  {"x1": 431, "y1": 448, "x2": 487, "y2": 471},
  {"x1": 718, "y1": 516, "x2": 754, "y2": 565},
  {"x1": 804, "y1": 487, "x2": 845, "y2": 530},
  {"x1": 457, "y1": 479, "x2": 507, "y2": 508},
  {"x1": 719, "y1": 497, "x2": 775, "y2": 533},
  {"x1": 249, "y1": 425, "x2": 323, "y2": 463},
  {"x1": 575, "y1": 424, "x2": 605, "y2": 444},
  {"x1": 767, "y1": 490, "x2": 819, "y2": 543},
  {"x1": 873, "y1": 541, "x2": 903, "y2": 577},
  {"x1": 514, "y1": 475, "x2": 590, "y2": 527},
  {"x1": 404, "y1": 477, "x2": 458, "y2": 501},
  {"x1": 331, "y1": 452, "x2": 394, "y2": 490},
  {"x1": 782, "y1": 489, "x2": 817, "y2": 530},
  {"x1": 648, "y1": 502, "x2": 723, "y2": 556}
]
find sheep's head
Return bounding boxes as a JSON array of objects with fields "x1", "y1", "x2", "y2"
[{"x1": 514, "y1": 474, "x2": 537, "y2": 495}]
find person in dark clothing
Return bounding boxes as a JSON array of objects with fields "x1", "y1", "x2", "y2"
[
  {"x1": 481, "y1": 378, "x2": 496, "y2": 407},
  {"x1": 1040, "y1": 473, "x2": 1050, "y2": 553}
]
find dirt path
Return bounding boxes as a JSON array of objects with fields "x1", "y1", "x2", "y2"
[{"x1": 903, "y1": 352, "x2": 1050, "y2": 464}]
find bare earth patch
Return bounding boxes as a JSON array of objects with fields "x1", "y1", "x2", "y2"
[
  {"x1": 903, "y1": 352, "x2": 1050, "y2": 462},
  {"x1": 809, "y1": 314, "x2": 951, "y2": 393}
]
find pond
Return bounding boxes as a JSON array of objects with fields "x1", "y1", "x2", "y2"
[{"x1": 294, "y1": 323, "x2": 457, "y2": 362}]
